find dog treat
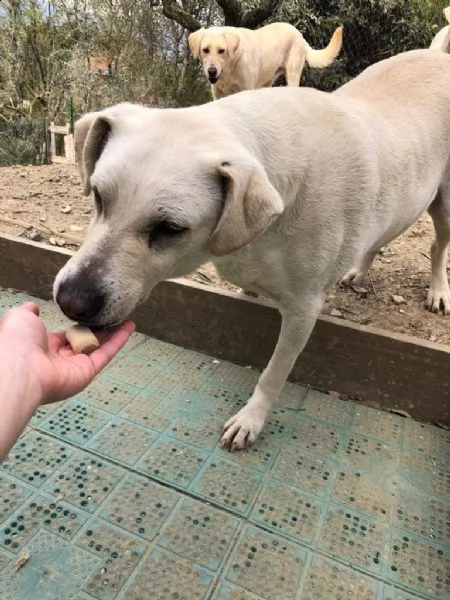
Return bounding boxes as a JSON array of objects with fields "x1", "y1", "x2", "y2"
[{"x1": 65, "y1": 324, "x2": 100, "y2": 354}]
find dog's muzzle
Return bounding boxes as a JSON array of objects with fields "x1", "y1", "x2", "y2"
[{"x1": 207, "y1": 67, "x2": 219, "y2": 84}]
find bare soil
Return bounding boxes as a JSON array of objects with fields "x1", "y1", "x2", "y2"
[{"x1": 1, "y1": 163, "x2": 449, "y2": 345}]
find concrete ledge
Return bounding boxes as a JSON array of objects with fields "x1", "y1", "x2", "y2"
[{"x1": 0, "y1": 233, "x2": 448, "y2": 424}]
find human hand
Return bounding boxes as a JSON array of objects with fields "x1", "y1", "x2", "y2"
[{"x1": 0, "y1": 302, "x2": 135, "y2": 406}]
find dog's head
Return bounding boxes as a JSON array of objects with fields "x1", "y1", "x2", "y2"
[
  {"x1": 53, "y1": 102, "x2": 283, "y2": 327},
  {"x1": 188, "y1": 27, "x2": 240, "y2": 84}
]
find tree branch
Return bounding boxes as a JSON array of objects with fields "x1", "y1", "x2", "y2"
[
  {"x1": 215, "y1": 0, "x2": 242, "y2": 26},
  {"x1": 241, "y1": 0, "x2": 283, "y2": 29},
  {"x1": 162, "y1": 1, "x2": 201, "y2": 32}
]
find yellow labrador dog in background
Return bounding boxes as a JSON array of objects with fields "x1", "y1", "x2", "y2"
[
  {"x1": 430, "y1": 6, "x2": 450, "y2": 53},
  {"x1": 188, "y1": 23, "x2": 343, "y2": 98},
  {"x1": 54, "y1": 50, "x2": 450, "y2": 451}
]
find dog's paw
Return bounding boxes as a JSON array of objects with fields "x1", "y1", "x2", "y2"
[
  {"x1": 220, "y1": 406, "x2": 266, "y2": 451},
  {"x1": 340, "y1": 268, "x2": 366, "y2": 287},
  {"x1": 425, "y1": 287, "x2": 450, "y2": 315}
]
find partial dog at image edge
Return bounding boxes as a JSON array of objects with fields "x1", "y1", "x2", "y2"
[
  {"x1": 54, "y1": 50, "x2": 450, "y2": 451},
  {"x1": 188, "y1": 22, "x2": 343, "y2": 99},
  {"x1": 430, "y1": 6, "x2": 450, "y2": 53}
]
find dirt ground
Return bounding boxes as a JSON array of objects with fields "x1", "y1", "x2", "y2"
[{"x1": 1, "y1": 163, "x2": 449, "y2": 345}]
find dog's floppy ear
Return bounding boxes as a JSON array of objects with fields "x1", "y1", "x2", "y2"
[
  {"x1": 74, "y1": 113, "x2": 112, "y2": 196},
  {"x1": 223, "y1": 30, "x2": 240, "y2": 57},
  {"x1": 210, "y1": 160, "x2": 284, "y2": 256},
  {"x1": 188, "y1": 28, "x2": 205, "y2": 59}
]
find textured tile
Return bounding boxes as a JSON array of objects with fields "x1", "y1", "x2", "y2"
[
  {"x1": 0, "y1": 475, "x2": 34, "y2": 521},
  {"x1": 341, "y1": 433, "x2": 399, "y2": 468},
  {"x1": 403, "y1": 420, "x2": 449, "y2": 459},
  {"x1": 317, "y1": 504, "x2": 388, "y2": 575},
  {"x1": 191, "y1": 457, "x2": 262, "y2": 516},
  {"x1": 289, "y1": 415, "x2": 343, "y2": 456},
  {"x1": 1, "y1": 494, "x2": 88, "y2": 553},
  {"x1": 38, "y1": 400, "x2": 109, "y2": 445},
  {"x1": 332, "y1": 465, "x2": 394, "y2": 522},
  {"x1": 387, "y1": 529, "x2": 448, "y2": 599},
  {"x1": 77, "y1": 519, "x2": 147, "y2": 599},
  {"x1": 352, "y1": 405, "x2": 404, "y2": 444},
  {"x1": 1, "y1": 432, "x2": 73, "y2": 487},
  {"x1": 300, "y1": 555, "x2": 379, "y2": 599},
  {"x1": 0, "y1": 529, "x2": 101, "y2": 600},
  {"x1": 120, "y1": 548, "x2": 213, "y2": 599},
  {"x1": 301, "y1": 389, "x2": 354, "y2": 426},
  {"x1": 250, "y1": 480, "x2": 322, "y2": 545},
  {"x1": 136, "y1": 436, "x2": 207, "y2": 489},
  {"x1": 43, "y1": 453, "x2": 124, "y2": 513},
  {"x1": 100, "y1": 474, "x2": 180, "y2": 540},
  {"x1": 79, "y1": 375, "x2": 140, "y2": 413},
  {"x1": 272, "y1": 444, "x2": 338, "y2": 496},
  {"x1": 158, "y1": 497, "x2": 240, "y2": 570},
  {"x1": 86, "y1": 418, "x2": 158, "y2": 466},
  {"x1": 224, "y1": 525, "x2": 308, "y2": 599},
  {"x1": 107, "y1": 354, "x2": 163, "y2": 388}
]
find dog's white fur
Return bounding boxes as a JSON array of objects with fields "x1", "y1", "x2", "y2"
[
  {"x1": 188, "y1": 23, "x2": 343, "y2": 99},
  {"x1": 430, "y1": 6, "x2": 450, "y2": 53},
  {"x1": 54, "y1": 50, "x2": 450, "y2": 450}
]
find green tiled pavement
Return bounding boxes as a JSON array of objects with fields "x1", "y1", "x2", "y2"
[{"x1": 0, "y1": 288, "x2": 448, "y2": 600}]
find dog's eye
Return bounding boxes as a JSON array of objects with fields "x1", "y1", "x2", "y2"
[
  {"x1": 202, "y1": 48, "x2": 210, "y2": 54},
  {"x1": 218, "y1": 48, "x2": 225, "y2": 54},
  {"x1": 93, "y1": 188, "x2": 104, "y2": 216},
  {"x1": 147, "y1": 221, "x2": 188, "y2": 247}
]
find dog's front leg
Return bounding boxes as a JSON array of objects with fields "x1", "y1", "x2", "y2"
[{"x1": 221, "y1": 294, "x2": 323, "y2": 451}]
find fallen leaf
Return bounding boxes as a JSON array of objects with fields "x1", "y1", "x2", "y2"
[{"x1": 13, "y1": 551, "x2": 30, "y2": 572}]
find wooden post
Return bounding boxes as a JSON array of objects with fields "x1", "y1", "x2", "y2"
[
  {"x1": 48, "y1": 123, "x2": 76, "y2": 164},
  {"x1": 49, "y1": 121, "x2": 56, "y2": 161}
]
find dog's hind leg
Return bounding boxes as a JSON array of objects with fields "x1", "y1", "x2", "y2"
[
  {"x1": 426, "y1": 186, "x2": 450, "y2": 315},
  {"x1": 284, "y1": 48, "x2": 306, "y2": 87},
  {"x1": 221, "y1": 292, "x2": 324, "y2": 450},
  {"x1": 340, "y1": 250, "x2": 377, "y2": 286}
]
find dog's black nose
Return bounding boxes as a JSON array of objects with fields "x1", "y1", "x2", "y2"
[
  {"x1": 208, "y1": 67, "x2": 218, "y2": 78},
  {"x1": 56, "y1": 282, "x2": 105, "y2": 323}
]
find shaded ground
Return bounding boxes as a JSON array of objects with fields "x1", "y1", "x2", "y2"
[{"x1": 1, "y1": 163, "x2": 448, "y2": 344}]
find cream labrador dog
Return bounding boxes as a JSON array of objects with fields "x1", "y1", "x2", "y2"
[
  {"x1": 188, "y1": 23, "x2": 343, "y2": 99},
  {"x1": 430, "y1": 6, "x2": 450, "y2": 53},
  {"x1": 54, "y1": 50, "x2": 450, "y2": 451}
]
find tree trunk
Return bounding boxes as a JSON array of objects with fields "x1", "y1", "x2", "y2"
[{"x1": 162, "y1": 0, "x2": 284, "y2": 32}]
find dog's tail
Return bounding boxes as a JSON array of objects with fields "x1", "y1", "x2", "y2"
[
  {"x1": 304, "y1": 26, "x2": 343, "y2": 69},
  {"x1": 445, "y1": 6, "x2": 450, "y2": 25}
]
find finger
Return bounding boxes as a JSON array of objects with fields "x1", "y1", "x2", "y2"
[
  {"x1": 88, "y1": 321, "x2": 135, "y2": 373},
  {"x1": 20, "y1": 302, "x2": 40, "y2": 316},
  {"x1": 47, "y1": 331, "x2": 70, "y2": 353}
]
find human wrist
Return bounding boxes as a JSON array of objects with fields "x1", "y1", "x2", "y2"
[
  {"x1": 0, "y1": 347, "x2": 43, "y2": 412},
  {"x1": 0, "y1": 350, "x2": 44, "y2": 461}
]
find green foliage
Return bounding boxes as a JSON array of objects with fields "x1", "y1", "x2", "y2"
[
  {"x1": 0, "y1": 116, "x2": 46, "y2": 166},
  {"x1": 274, "y1": 0, "x2": 447, "y2": 91}
]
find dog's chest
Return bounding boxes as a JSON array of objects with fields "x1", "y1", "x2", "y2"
[{"x1": 212, "y1": 250, "x2": 287, "y2": 301}]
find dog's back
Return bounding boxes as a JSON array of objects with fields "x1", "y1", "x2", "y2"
[{"x1": 334, "y1": 50, "x2": 450, "y2": 157}]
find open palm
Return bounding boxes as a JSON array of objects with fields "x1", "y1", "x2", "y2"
[{"x1": 0, "y1": 302, "x2": 135, "y2": 404}]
